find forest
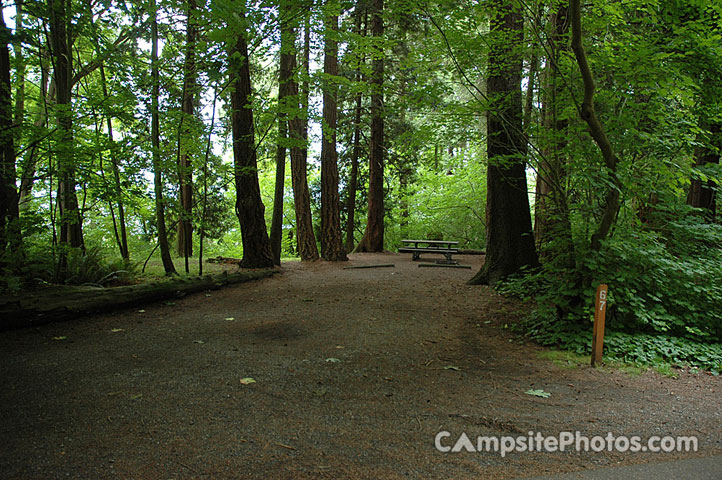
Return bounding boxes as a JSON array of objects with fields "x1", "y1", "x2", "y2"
[{"x1": 0, "y1": 0, "x2": 720, "y2": 372}]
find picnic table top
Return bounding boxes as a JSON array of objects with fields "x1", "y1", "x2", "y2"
[{"x1": 401, "y1": 239, "x2": 459, "y2": 246}]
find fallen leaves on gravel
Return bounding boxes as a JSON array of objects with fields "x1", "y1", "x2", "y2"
[{"x1": 240, "y1": 378, "x2": 256, "y2": 385}]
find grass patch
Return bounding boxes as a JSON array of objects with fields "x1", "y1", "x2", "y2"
[
  {"x1": 538, "y1": 349, "x2": 654, "y2": 377},
  {"x1": 538, "y1": 350, "x2": 588, "y2": 369}
]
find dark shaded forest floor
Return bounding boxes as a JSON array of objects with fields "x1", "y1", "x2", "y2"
[{"x1": 0, "y1": 253, "x2": 719, "y2": 479}]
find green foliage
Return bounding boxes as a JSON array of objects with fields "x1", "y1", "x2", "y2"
[
  {"x1": 385, "y1": 159, "x2": 486, "y2": 248},
  {"x1": 0, "y1": 243, "x2": 136, "y2": 294},
  {"x1": 62, "y1": 246, "x2": 136, "y2": 287},
  {"x1": 520, "y1": 310, "x2": 721, "y2": 374},
  {"x1": 501, "y1": 211, "x2": 722, "y2": 373},
  {"x1": 587, "y1": 217, "x2": 722, "y2": 340}
]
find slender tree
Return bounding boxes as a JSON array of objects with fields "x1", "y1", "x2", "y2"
[
  {"x1": 570, "y1": 0, "x2": 620, "y2": 254},
  {"x1": 320, "y1": 7, "x2": 347, "y2": 261},
  {"x1": 344, "y1": 7, "x2": 366, "y2": 254},
  {"x1": 12, "y1": 0, "x2": 24, "y2": 142},
  {"x1": 151, "y1": 0, "x2": 176, "y2": 275},
  {"x1": 468, "y1": 0, "x2": 538, "y2": 285},
  {"x1": 177, "y1": 0, "x2": 198, "y2": 267},
  {"x1": 0, "y1": 4, "x2": 19, "y2": 254},
  {"x1": 270, "y1": 0, "x2": 295, "y2": 265},
  {"x1": 88, "y1": 6, "x2": 130, "y2": 260},
  {"x1": 288, "y1": 13, "x2": 319, "y2": 260},
  {"x1": 99, "y1": 63, "x2": 129, "y2": 260},
  {"x1": 49, "y1": 0, "x2": 84, "y2": 254},
  {"x1": 228, "y1": 7, "x2": 274, "y2": 268},
  {"x1": 345, "y1": 74, "x2": 363, "y2": 253},
  {"x1": 356, "y1": 0, "x2": 384, "y2": 252}
]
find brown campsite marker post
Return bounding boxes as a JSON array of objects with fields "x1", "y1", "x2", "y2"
[{"x1": 591, "y1": 284, "x2": 608, "y2": 366}]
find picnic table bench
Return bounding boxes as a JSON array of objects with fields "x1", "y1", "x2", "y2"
[{"x1": 398, "y1": 239, "x2": 459, "y2": 262}]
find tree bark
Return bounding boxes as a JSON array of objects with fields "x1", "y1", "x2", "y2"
[
  {"x1": 344, "y1": 8, "x2": 366, "y2": 254},
  {"x1": 533, "y1": 4, "x2": 574, "y2": 268},
  {"x1": 288, "y1": 14, "x2": 319, "y2": 260},
  {"x1": 320, "y1": 10, "x2": 347, "y2": 261},
  {"x1": 151, "y1": 0, "x2": 176, "y2": 275},
  {"x1": 0, "y1": 4, "x2": 19, "y2": 254},
  {"x1": 12, "y1": 0, "x2": 24, "y2": 141},
  {"x1": 345, "y1": 92, "x2": 362, "y2": 253},
  {"x1": 49, "y1": 0, "x2": 84, "y2": 255},
  {"x1": 270, "y1": 0, "x2": 295, "y2": 265},
  {"x1": 177, "y1": 0, "x2": 198, "y2": 262},
  {"x1": 468, "y1": 0, "x2": 539, "y2": 286},
  {"x1": 356, "y1": 0, "x2": 385, "y2": 253},
  {"x1": 228, "y1": 9, "x2": 274, "y2": 269}
]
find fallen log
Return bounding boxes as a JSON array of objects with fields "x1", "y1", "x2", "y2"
[
  {"x1": 456, "y1": 249, "x2": 485, "y2": 255},
  {"x1": 206, "y1": 256, "x2": 242, "y2": 264},
  {"x1": 0, "y1": 269, "x2": 278, "y2": 330},
  {"x1": 343, "y1": 264, "x2": 395, "y2": 269},
  {"x1": 418, "y1": 264, "x2": 472, "y2": 269}
]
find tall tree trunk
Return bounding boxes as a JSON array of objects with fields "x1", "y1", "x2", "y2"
[
  {"x1": 49, "y1": 0, "x2": 84, "y2": 254},
  {"x1": 345, "y1": 90, "x2": 362, "y2": 253},
  {"x1": 151, "y1": 0, "x2": 176, "y2": 275},
  {"x1": 687, "y1": 123, "x2": 720, "y2": 222},
  {"x1": 344, "y1": 8, "x2": 366, "y2": 254},
  {"x1": 228, "y1": 9, "x2": 274, "y2": 269},
  {"x1": 320, "y1": 9, "x2": 347, "y2": 261},
  {"x1": 356, "y1": 0, "x2": 384, "y2": 252},
  {"x1": 270, "y1": 0, "x2": 295, "y2": 265},
  {"x1": 288, "y1": 13, "x2": 319, "y2": 260},
  {"x1": 13, "y1": 0, "x2": 24, "y2": 141},
  {"x1": 0, "y1": 4, "x2": 19, "y2": 254},
  {"x1": 468, "y1": 0, "x2": 538, "y2": 286},
  {"x1": 177, "y1": 0, "x2": 198, "y2": 264},
  {"x1": 199, "y1": 89, "x2": 217, "y2": 276},
  {"x1": 533, "y1": 4, "x2": 574, "y2": 268}
]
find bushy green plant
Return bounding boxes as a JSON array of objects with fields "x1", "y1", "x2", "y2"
[
  {"x1": 0, "y1": 243, "x2": 136, "y2": 294},
  {"x1": 62, "y1": 246, "x2": 136, "y2": 287},
  {"x1": 500, "y1": 206, "x2": 722, "y2": 372}
]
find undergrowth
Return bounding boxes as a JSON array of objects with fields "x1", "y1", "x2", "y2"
[
  {"x1": 499, "y1": 211, "x2": 722, "y2": 375},
  {"x1": 1, "y1": 244, "x2": 136, "y2": 294}
]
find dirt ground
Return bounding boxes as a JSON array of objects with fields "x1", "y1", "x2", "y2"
[{"x1": 0, "y1": 253, "x2": 719, "y2": 479}]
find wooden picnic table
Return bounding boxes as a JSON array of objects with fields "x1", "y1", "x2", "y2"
[
  {"x1": 401, "y1": 239, "x2": 459, "y2": 249},
  {"x1": 399, "y1": 239, "x2": 460, "y2": 262}
]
